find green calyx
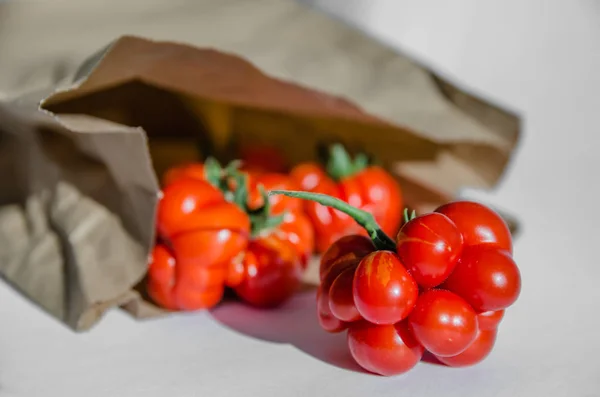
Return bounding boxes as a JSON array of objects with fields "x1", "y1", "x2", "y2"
[
  {"x1": 403, "y1": 208, "x2": 417, "y2": 224},
  {"x1": 325, "y1": 144, "x2": 370, "y2": 181},
  {"x1": 229, "y1": 170, "x2": 285, "y2": 239},
  {"x1": 203, "y1": 157, "x2": 241, "y2": 199},
  {"x1": 269, "y1": 189, "x2": 396, "y2": 251}
]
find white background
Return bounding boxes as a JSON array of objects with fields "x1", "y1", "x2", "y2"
[{"x1": 1, "y1": 0, "x2": 600, "y2": 396}]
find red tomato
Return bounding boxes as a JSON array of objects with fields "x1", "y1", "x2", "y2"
[
  {"x1": 232, "y1": 238, "x2": 302, "y2": 308},
  {"x1": 246, "y1": 172, "x2": 304, "y2": 215},
  {"x1": 435, "y1": 201, "x2": 513, "y2": 254},
  {"x1": 396, "y1": 212, "x2": 464, "y2": 288},
  {"x1": 329, "y1": 266, "x2": 361, "y2": 322},
  {"x1": 317, "y1": 257, "x2": 361, "y2": 331},
  {"x1": 347, "y1": 321, "x2": 424, "y2": 376},
  {"x1": 232, "y1": 209, "x2": 314, "y2": 307},
  {"x1": 238, "y1": 145, "x2": 288, "y2": 174},
  {"x1": 408, "y1": 289, "x2": 478, "y2": 357},
  {"x1": 317, "y1": 287, "x2": 348, "y2": 333},
  {"x1": 353, "y1": 251, "x2": 419, "y2": 325},
  {"x1": 291, "y1": 161, "x2": 403, "y2": 254},
  {"x1": 477, "y1": 309, "x2": 505, "y2": 331},
  {"x1": 435, "y1": 330, "x2": 497, "y2": 367},
  {"x1": 442, "y1": 245, "x2": 521, "y2": 312},
  {"x1": 149, "y1": 178, "x2": 251, "y2": 311},
  {"x1": 319, "y1": 235, "x2": 375, "y2": 280},
  {"x1": 161, "y1": 162, "x2": 206, "y2": 187}
]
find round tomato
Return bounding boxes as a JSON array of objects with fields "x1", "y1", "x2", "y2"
[
  {"x1": 435, "y1": 201, "x2": 512, "y2": 254},
  {"x1": 396, "y1": 212, "x2": 464, "y2": 288},
  {"x1": 353, "y1": 251, "x2": 419, "y2": 325},
  {"x1": 477, "y1": 309, "x2": 505, "y2": 331},
  {"x1": 435, "y1": 329, "x2": 497, "y2": 367},
  {"x1": 290, "y1": 162, "x2": 327, "y2": 192},
  {"x1": 442, "y1": 245, "x2": 521, "y2": 312},
  {"x1": 329, "y1": 266, "x2": 361, "y2": 322},
  {"x1": 347, "y1": 321, "x2": 424, "y2": 376},
  {"x1": 317, "y1": 287, "x2": 348, "y2": 333},
  {"x1": 408, "y1": 289, "x2": 478, "y2": 357},
  {"x1": 232, "y1": 238, "x2": 302, "y2": 308},
  {"x1": 319, "y1": 235, "x2": 375, "y2": 280}
]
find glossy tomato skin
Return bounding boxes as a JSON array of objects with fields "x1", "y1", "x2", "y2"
[
  {"x1": 149, "y1": 178, "x2": 251, "y2": 311},
  {"x1": 246, "y1": 172, "x2": 304, "y2": 215},
  {"x1": 234, "y1": 210, "x2": 314, "y2": 307},
  {"x1": 317, "y1": 257, "x2": 361, "y2": 332},
  {"x1": 344, "y1": 166, "x2": 403, "y2": 239},
  {"x1": 290, "y1": 162, "x2": 327, "y2": 192},
  {"x1": 396, "y1": 213, "x2": 464, "y2": 288},
  {"x1": 408, "y1": 289, "x2": 478, "y2": 357},
  {"x1": 290, "y1": 163, "x2": 403, "y2": 254},
  {"x1": 435, "y1": 330, "x2": 497, "y2": 367},
  {"x1": 147, "y1": 244, "x2": 178, "y2": 310},
  {"x1": 348, "y1": 321, "x2": 424, "y2": 376},
  {"x1": 477, "y1": 310, "x2": 505, "y2": 331},
  {"x1": 435, "y1": 201, "x2": 513, "y2": 254},
  {"x1": 442, "y1": 245, "x2": 521, "y2": 312},
  {"x1": 319, "y1": 235, "x2": 375, "y2": 280},
  {"x1": 329, "y1": 266, "x2": 362, "y2": 322},
  {"x1": 233, "y1": 237, "x2": 302, "y2": 308},
  {"x1": 156, "y1": 178, "x2": 226, "y2": 239},
  {"x1": 317, "y1": 287, "x2": 348, "y2": 333},
  {"x1": 353, "y1": 251, "x2": 419, "y2": 325}
]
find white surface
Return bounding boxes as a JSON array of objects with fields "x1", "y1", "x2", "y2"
[{"x1": 2, "y1": 1, "x2": 600, "y2": 396}]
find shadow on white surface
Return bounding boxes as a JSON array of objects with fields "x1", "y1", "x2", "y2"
[{"x1": 210, "y1": 290, "x2": 365, "y2": 373}]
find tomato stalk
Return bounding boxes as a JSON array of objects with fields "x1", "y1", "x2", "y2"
[
  {"x1": 269, "y1": 189, "x2": 396, "y2": 251},
  {"x1": 325, "y1": 143, "x2": 370, "y2": 181},
  {"x1": 203, "y1": 157, "x2": 242, "y2": 200},
  {"x1": 230, "y1": 172, "x2": 285, "y2": 239}
]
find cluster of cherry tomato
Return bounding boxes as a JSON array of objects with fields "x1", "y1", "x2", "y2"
[
  {"x1": 271, "y1": 189, "x2": 521, "y2": 375},
  {"x1": 147, "y1": 143, "x2": 404, "y2": 312}
]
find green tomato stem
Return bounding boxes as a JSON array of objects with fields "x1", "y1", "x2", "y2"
[
  {"x1": 325, "y1": 143, "x2": 370, "y2": 181},
  {"x1": 229, "y1": 172, "x2": 285, "y2": 239},
  {"x1": 269, "y1": 189, "x2": 396, "y2": 251}
]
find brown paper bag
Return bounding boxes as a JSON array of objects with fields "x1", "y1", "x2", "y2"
[{"x1": 0, "y1": 35, "x2": 520, "y2": 331}]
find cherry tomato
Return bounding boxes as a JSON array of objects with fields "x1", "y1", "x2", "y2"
[
  {"x1": 319, "y1": 235, "x2": 375, "y2": 280},
  {"x1": 290, "y1": 163, "x2": 327, "y2": 192},
  {"x1": 435, "y1": 201, "x2": 513, "y2": 254},
  {"x1": 477, "y1": 310, "x2": 505, "y2": 331},
  {"x1": 317, "y1": 287, "x2": 348, "y2": 333},
  {"x1": 435, "y1": 330, "x2": 497, "y2": 367},
  {"x1": 442, "y1": 245, "x2": 521, "y2": 312},
  {"x1": 233, "y1": 238, "x2": 302, "y2": 308},
  {"x1": 408, "y1": 289, "x2": 478, "y2": 357},
  {"x1": 329, "y1": 266, "x2": 361, "y2": 322},
  {"x1": 396, "y1": 212, "x2": 464, "y2": 288},
  {"x1": 347, "y1": 321, "x2": 424, "y2": 376},
  {"x1": 353, "y1": 251, "x2": 419, "y2": 325}
]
